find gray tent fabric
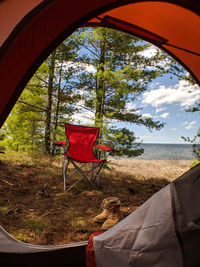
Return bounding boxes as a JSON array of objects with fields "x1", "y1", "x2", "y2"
[
  {"x1": 0, "y1": 224, "x2": 80, "y2": 253},
  {"x1": 94, "y1": 164, "x2": 200, "y2": 267},
  {"x1": 0, "y1": 224, "x2": 87, "y2": 266},
  {"x1": 171, "y1": 163, "x2": 200, "y2": 267},
  {"x1": 93, "y1": 185, "x2": 183, "y2": 267}
]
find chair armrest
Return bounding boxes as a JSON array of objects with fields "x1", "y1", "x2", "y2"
[
  {"x1": 53, "y1": 141, "x2": 68, "y2": 147},
  {"x1": 94, "y1": 144, "x2": 119, "y2": 152}
]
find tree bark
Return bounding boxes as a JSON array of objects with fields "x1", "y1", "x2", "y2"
[
  {"x1": 52, "y1": 64, "x2": 63, "y2": 155},
  {"x1": 44, "y1": 51, "x2": 56, "y2": 154},
  {"x1": 95, "y1": 30, "x2": 106, "y2": 143}
]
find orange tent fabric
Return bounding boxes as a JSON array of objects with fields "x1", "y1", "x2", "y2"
[{"x1": 0, "y1": 0, "x2": 199, "y2": 127}]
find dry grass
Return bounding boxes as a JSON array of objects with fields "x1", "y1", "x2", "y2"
[{"x1": 0, "y1": 152, "x2": 193, "y2": 245}]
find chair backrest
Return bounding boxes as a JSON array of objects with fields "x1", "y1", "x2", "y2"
[{"x1": 65, "y1": 123, "x2": 99, "y2": 161}]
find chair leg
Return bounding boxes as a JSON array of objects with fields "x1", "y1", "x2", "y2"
[
  {"x1": 65, "y1": 162, "x2": 87, "y2": 180},
  {"x1": 79, "y1": 161, "x2": 105, "y2": 189},
  {"x1": 66, "y1": 176, "x2": 84, "y2": 192},
  {"x1": 63, "y1": 155, "x2": 66, "y2": 191},
  {"x1": 94, "y1": 161, "x2": 104, "y2": 189},
  {"x1": 70, "y1": 160, "x2": 97, "y2": 190},
  {"x1": 63, "y1": 159, "x2": 105, "y2": 191},
  {"x1": 63, "y1": 157, "x2": 70, "y2": 191}
]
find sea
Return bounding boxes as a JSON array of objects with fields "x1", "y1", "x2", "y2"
[{"x1": 135, "y1": 143, "x2": 194, "y2": 160}]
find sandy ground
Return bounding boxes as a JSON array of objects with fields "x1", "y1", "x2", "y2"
[{"x1": 108, "y1": 158, "x2": 193, "y2": 182}]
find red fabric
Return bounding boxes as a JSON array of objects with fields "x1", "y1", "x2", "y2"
[
  {"x1": 103, "y1": 15, "x2": 168, "y2": 45},
  {"x1": 94, "y1": 144, "x2": 119, "y2": 152},
  {"x1": 65, "y1": 123, "x2": 103, "y2": 163},
  {"x1": 53, "y1": 141, "x2": 68, "y2": 146},
  {"x1": 0, "y1": 1, "x2": 200, "y2": 129},
  {"x1": 86, "y1": 232, "x2": 103, "y2": 267}
]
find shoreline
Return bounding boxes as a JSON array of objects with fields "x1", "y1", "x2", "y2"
[
  {"x1": 108, "y1": 158, "x2": 193, "y2": 182},
  {"x1": 110, "y1": 157, "x2": 194, "y2": 160}
]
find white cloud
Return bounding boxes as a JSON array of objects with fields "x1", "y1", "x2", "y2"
[
  {"x1": 58, "y1": 61, "x2": 96, "y2": 73},
  {"x1": 139, "y1": 46, "x2": 158, "y2": 58},
  {"x1": 171, "y1": 128, "x2": 178, "y2": 131},
  {"x1": 85, "y1": 64, "x2": 96, "y2": 73},
  {"x1": 160, "y1": 112, "x2": 170, "y2": 118},
  {"x1": 72, "y1": 111, "x2": 94, "y2": 124},
  {"x1": 141, "y1": 113, "x2": 152, "y2": 118},
  {"x1": 185, "y1": 125, "x2": 194, "y2": 130},
  {"x1": 142, "y1": 80, "x2": 200, "y2": 108},
  {"x1": 125, "y1": 102, "x2": 136, "y2": 112},
  {"x1": 155, "y1": 107, "x2": 166, "y2": 113},
  {"x1": 189, "y1": 120, "x2": 197, "y2": 125},
  {"x1": 183, "y1": 120, "x2": 197, "y2": 130}
]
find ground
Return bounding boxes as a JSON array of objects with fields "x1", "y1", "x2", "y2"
[{"x1": 0, "y1": 151, "x2": 192, "y2": 245}]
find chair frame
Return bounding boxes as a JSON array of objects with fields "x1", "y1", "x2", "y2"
[{"x1": 54, "y1": 124, "x2": 118, "y2": 191}]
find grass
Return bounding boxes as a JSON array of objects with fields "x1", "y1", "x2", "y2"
[{"x1": 0, "y1": 151, "x2": 192, "y2": 245}]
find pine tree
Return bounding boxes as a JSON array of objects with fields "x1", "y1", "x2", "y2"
[
  {"x1": 72, "y1": 27, "x2": 164, "y2": 156},
  {"x1": 2, "y1": 37, "x2": 81, "y2": 154}
]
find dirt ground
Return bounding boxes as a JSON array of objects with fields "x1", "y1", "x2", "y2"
[{"x1": 0, "y1": 152, "x2": 192, "y2": 245}]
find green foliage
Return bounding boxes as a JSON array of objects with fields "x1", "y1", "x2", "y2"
[
  {"x1": 191, "y1": 160, "x2": 200, "y2": 168},
  {"x1": 182, "y1": 77, "x2": 200, "y2": 162},
  {"x1": 2, "y1": 27, "x2": 168, "y2": 156},
  {"x1": 1, "y1": 66, "x2": 46, "y2": 153},
  {"x1": 103, "y1": 127, "x2": 144, "y2": 157},
  {"x1": 72, "y1": 27, "x2": 164, "y2": 156},
  {"x1": 15, "y1": 235, "x2": 28, "y2": 243},
  {"x1": 182, "y1": 128, "x2": 200, "y2": 161},
  {"x1": 1, "y1": 39, "x2": 81, "y2": 154}
]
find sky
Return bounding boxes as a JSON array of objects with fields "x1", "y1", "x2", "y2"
[
  {"x1": 72, "y1": 45, "x2": 200, "y2": 144},
  {"x1": 128, "y1": 75, "x2": 200, "y2": 144},
  {"x1": 131, "y1": 46, "x2": 200, "y2": 143}
]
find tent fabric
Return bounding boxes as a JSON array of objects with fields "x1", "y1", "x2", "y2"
[
  {"x1": 88, "y1": 2, "x2": 200, "y2": 83},
  {"x1": 0, "y1": 224, "x2": 87, "y2": 266},
  {"x1": 0, "y1": 0, "x2": 200, "y2": 265},
  {"x1": 0, "y1": 0, "x2": 199, "y2": 128},
  {"x1": 93, "y1": 185, "x2": 183, "y2": 267},
  {"x1": 171, "y1": 164, "x2": 200, "y2": 266},
  {"x1": 93, "y1": 164, "x2": 200, "y2": 267}
]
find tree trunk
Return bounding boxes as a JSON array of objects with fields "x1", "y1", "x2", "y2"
[
  {"x1": 95, "y1": 30, "x2": 106, "y2": 144},
  {"x1": 31, "y1": 120, "x2": 35, "y2": 154},
  {"x1": 52, "y1": 64, "x2": 63, "y2": 155},
  {"x1": 44, "y1": 51, "x2": 56, "y2": 154}
]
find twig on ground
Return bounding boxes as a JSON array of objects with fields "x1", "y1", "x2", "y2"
[{"x1": 0, "y1": 178, "x2": 13, "y2": 186}]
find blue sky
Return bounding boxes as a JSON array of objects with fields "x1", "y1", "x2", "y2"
[
  {"x1": 72, "y1": 45, "x2": 200, "y2": 144},
  {"x1": 74, "y1": 71, "x2": 200, "y2": 144},
  {"x1": 128, "y1": 74, "x2": 200, "y2": 144}
]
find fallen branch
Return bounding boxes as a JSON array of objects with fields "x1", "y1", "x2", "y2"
[{"x1": 0, "y1": 178, "x2": 13, "y2": 186}]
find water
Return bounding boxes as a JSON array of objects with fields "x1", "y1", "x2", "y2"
[{"x1": 136, "y1": 143, "x2": 194, "y2": 160}]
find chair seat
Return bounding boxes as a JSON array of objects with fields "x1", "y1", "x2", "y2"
[
  {"x1": 55, "y1": 123, "x2": 118, "y2": 191},
  {"x1": 64, "y1": 153, "x2": 105, "y2": 163}
]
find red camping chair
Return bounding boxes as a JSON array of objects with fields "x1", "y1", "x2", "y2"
[{"x1": 54, "y1": 123, "x2": 118, "y2": 191}]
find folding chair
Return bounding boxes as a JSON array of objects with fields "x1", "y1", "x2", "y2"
[{"x1": 54, "y1": 123, "x2": 118, "y2": 191}]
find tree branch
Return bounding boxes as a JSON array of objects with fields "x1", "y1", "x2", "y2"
[{"x1": 17, "y1": 100, "x2": 46, "y2": 112}]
